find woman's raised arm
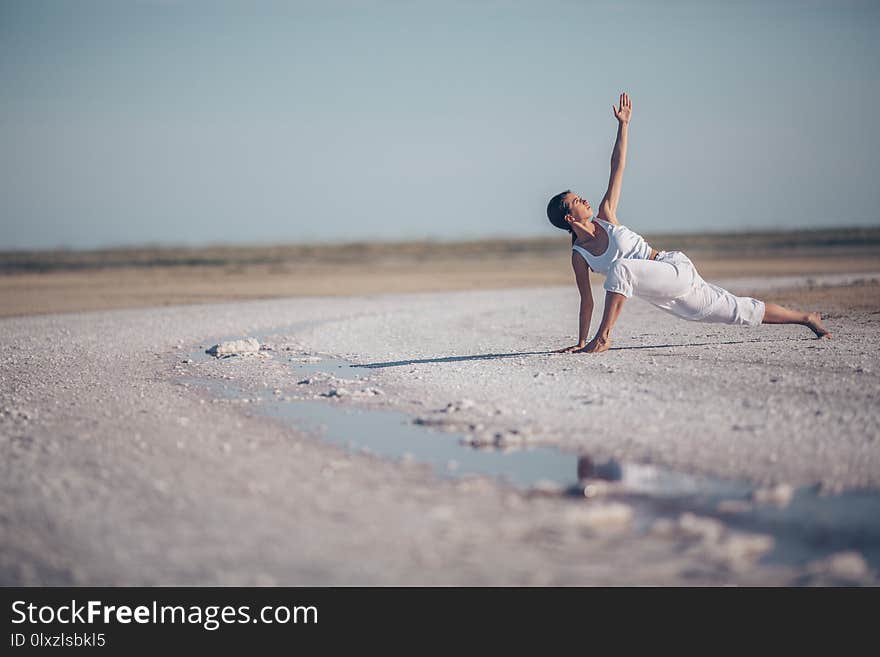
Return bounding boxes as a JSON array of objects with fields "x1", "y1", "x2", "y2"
[{"x1": 596, "y1": 92, "x2": 632, "y2": 224}]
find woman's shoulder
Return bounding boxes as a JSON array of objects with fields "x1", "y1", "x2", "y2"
[{"x1": 594, "y1": 214, "x2": 620, "y2": 226}]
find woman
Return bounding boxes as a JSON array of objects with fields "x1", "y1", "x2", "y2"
[{"x1": 547, "y1": 92, "x2": 830, "y2": 354}]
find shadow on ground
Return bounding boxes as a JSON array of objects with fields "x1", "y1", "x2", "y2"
[{"x1": 357, "y1": 338, "x2": 807, "y2": 368}]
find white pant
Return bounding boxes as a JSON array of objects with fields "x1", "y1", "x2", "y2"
[{"x1": 603, "y1": 251, "x2": 766, "y2": 327}]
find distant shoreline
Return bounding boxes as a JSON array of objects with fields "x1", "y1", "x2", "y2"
[{"x1": 2, "y1": 225, "x2": 880, "y2": 274}]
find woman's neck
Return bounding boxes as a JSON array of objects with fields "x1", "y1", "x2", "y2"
[{"x1": 572, "y1": 220, "x2": 599, "y2": 243}]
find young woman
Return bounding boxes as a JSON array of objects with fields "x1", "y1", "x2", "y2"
[{"x1": 547, "y1": 92, "x2": 830, "y2": 354}]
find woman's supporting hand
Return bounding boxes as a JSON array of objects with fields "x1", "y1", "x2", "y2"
[
  {"x1": 578, "y1": 335, "x2": 612, "y2": 354},
  {"x1": 555, "y1": 343, "x2": 586, "y2": 353},
  {"x1": 612, "y1": 91, "x2": 632, "y2": 125}
]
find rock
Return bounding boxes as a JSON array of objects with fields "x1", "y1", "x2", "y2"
[
  {"x1": 564, "y1": 503, "x2": 633, "y2": 531},
  {"x1": 677, "y1": 513, "x2": 725, "y2": 543},
  {"x1": 322, "y1": 387, "x2": 350, "y2": 398},
  {"x1": 577, "y1": 481, "x2": 612, "y2": 498},
  {"x1": 461, "y1": 429, "x2": 526, "y2": 449},
  {"x1": 719, "y1": 532, "x2": 775, "y2": 564},
  {"x1": 206, "y1": 338, "x2": 261, "y2": 357},
  {"x1": 441, "y1": 399, "x2": 476, "y2": 413},
  {"x1": 752, "y1": 483, "x2": 794, "y2": 508},
  {"x1": 492, "y1": 431, "x2": 527, "y2": 448},
  {"x1": 1, "y1": 407, "x2": 33, "y2": 422},
  {"x1": 807, "y1": 551, "x2": 870, "y2": 581}
]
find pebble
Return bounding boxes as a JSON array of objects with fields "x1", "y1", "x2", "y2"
[
  {"x1": 752, "y1": 483, "x2": 794, "y2": 508},
  {"x1": 441, "y1": 399, "x2": 476, "y2": 413},
  {"x1": 719, "y1": 533, "x2": 775, "y2": 564},
  {"x1": 206, "y1": 338, "x2": 261, "y2": 357},
  {"x1": 807, "y1": 551, "x2": 870, "y2": 581},
  {"x1": 322, "y1": 387, "x2": 350, "y2": 398},
  {"x1": 676, "y1": 513, "x2": 725, "y2": 543},
  {"x1": 564, "y1": 503, "x2": 633, "y2": 531}
]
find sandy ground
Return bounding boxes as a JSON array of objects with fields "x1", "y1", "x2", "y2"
[
  {"x1": 2, "y1": 251, "x2": 879, "y2": 318},
  {"x1": 2, "y1": 272, "x2": 878, "y2": 586}
]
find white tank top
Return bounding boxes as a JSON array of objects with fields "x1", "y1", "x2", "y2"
[{"x1": 571, "y1": 219, "x2": 653, "y2": 274}]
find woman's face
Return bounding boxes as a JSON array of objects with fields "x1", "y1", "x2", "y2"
[{"x1": 563, "y1": 192, "x2": 593, "y2": 227}]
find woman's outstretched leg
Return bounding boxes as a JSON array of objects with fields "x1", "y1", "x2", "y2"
[{"x1": 761, "y1": 302, "x2": 831, "y2": 338}]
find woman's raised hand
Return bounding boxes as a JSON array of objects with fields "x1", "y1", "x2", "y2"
[{"x1": 612, "y1": 92, "x2": 632, "y2": 125}]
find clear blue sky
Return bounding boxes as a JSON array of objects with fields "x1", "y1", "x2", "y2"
[{"x1": 2, "y1": 0, "x2": 879, "y2": 249}]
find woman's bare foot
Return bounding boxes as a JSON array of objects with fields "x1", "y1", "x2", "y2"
[{"x1": 805, "y1": 312, "x2": 831, "y2": 339}]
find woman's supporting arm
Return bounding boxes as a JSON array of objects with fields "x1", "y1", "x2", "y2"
[
  {"x1": 556, "y1": 252, "x2": 594, "y2": 352},
  {"x1": 580, "y1": 291, "x2": 626, "y2": 353},
  {"x1": 597, "y1": 92, "x2": 632, "y2": 224},
  {"x1": 577, "y1": 295, "x2": 595, "y2": 347}
]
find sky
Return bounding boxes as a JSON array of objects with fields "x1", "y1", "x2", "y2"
[{"x1": 1, "y1": 0, "x2": 879, "y2": 250}]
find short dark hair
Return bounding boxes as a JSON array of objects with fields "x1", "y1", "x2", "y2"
[{"x1": 547, "y1": 189, "x2": 573, "y2": 234}]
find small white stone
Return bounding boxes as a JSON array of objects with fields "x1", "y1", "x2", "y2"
[
  {"x1": 721, "y1": 532, "x2": 775, "y2": 563},
  {"x1": 752, "y1": 483, "x2": 794, "y2": 508},
  {"x1": 677, "y1": 513, "x2": 725, "y2": 543},
  {"x1": 442, "y1": 399, "x2": 476, "y2": 413},
  {"x1": 206, "y1": 338, "x2": 261, "y2": 357},
  {"x1": 809, "y1": 551, "x2": 870, "y2": 581},
  {"x1": 323, "y1": 387, "x2": 350, "y2": 398},
  {"x1": 564, "y1": 503, "x2": 633, "y2": 531}
]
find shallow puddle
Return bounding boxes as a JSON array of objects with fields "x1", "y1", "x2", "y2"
[{"x1": 185, "y1": 333, "x2": 880, "y2": 573}]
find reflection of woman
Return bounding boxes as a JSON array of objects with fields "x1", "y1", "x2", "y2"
[{"x1": 547, "y1": 92, "x2": 830, "y2": 354}]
